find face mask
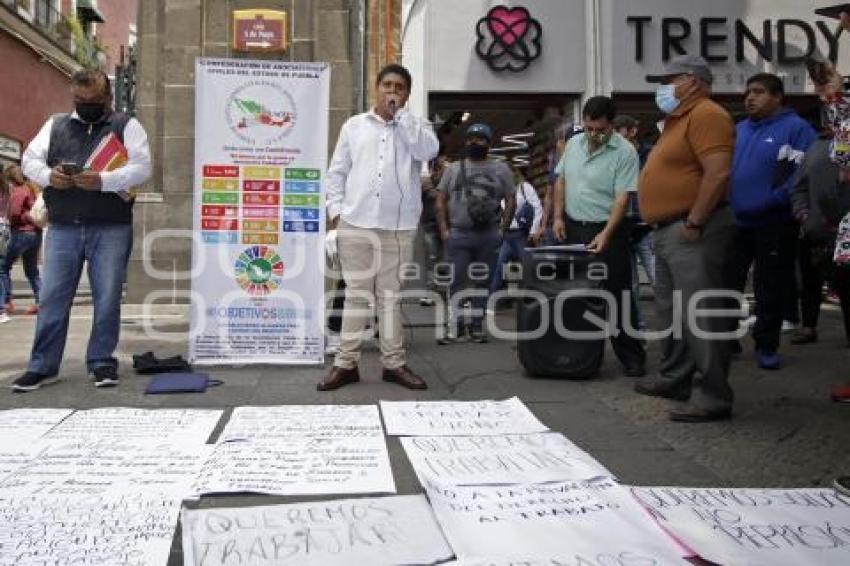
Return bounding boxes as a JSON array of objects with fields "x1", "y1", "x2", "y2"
[
  {"x1": 588, "y1": 131, "x2": 612, "y2": 146},
  {"x1": 655, "y1": 84, "x2": 680, "y2": 114},
  {"x1": 466, "y1": 143, "x2": 489, "y2": 160},
  {"x1": 75, "y1": 102, "x2": 106, "y2": 123}
]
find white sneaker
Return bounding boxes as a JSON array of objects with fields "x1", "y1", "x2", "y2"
[
  {"x1": 325, "y1": 334, "x2": 341, "y2": 356},
  {"x1": 781, "y1": 320, "x2": 797, "y2": 333},
  {"x1": 740, "y1": 315, "x2": 757, "y2": 329},
  {"x1": 0, "y1": 313, "x2": 10, "y2": 324}
]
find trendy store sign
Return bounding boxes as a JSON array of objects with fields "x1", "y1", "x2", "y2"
[{"x1": 626, "y1": 16, "x2": 842, "y2": 64}]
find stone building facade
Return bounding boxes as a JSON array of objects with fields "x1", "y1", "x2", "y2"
[{"x1": 130, "y1": 0, "x2": 403, "y2": 302}]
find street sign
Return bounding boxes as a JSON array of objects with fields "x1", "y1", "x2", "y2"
[{"x1": 232, "y1": 10, "x2": 288, "y2": 53}]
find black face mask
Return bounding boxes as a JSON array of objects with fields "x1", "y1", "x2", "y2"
[
  {"x1": 466, "y1": 143, "x2": 489, "y2": 160},
  {"x1": 75, "y1": 102, "x2": 107, "y2": 123}
]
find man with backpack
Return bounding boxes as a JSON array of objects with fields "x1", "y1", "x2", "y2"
[
  {"x1": 13, "y1": 69, "x2": 151, "y2": 392},
  {"x1": 553, "y1": 96, "x2": 646, "y2": 377},
  {"x1": 436, "y1": 123, "x2": 516, "y2": 343}
]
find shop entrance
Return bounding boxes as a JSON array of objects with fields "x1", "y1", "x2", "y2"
[{"x1": 428, "y1": 93, "x2": 578, "y2": 193}]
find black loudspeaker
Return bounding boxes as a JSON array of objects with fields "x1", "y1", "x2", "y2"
[{"x1": 516, "y1": 249, "x2": 606, "y2": 379}]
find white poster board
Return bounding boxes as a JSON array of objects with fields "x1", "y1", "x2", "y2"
[
  {"x1": 402, "y1": 433, "x2": 612, "y2": 485},
  {"x1": 0, "y1": 408, "x2": 73, "y2": 442},
  {"x1": 0, "y1": 439, "x2": 211, "y2": 498},
  {"x1": 192, "y1": 437, "x2": 395, "y2": 496},
  {"x1": 40, "y1": 407, "x2": 223, "y2": 444},
  {"x1": 220, "y1": 404, "x2": 383, "y2": 441},
  {"x1": 426, "y1": 478, "x2": 686, "y2": 564},
  {"x1": 0, "y1": 446, "x2": 41, "y2": 483},
  {"x1": 181, "y1": 495, "x2": 454, "y2": 566},
  {"x1": 0, "y1": 491, "x2": 180, "y2": 566},
  {"x1": 631, "y1": 486, "x2": 850, "y2": 566},
  {"x1": 380, "y1": 397, "x2": 548, "y2": 436},
  {"x1": 191, "y1": 58, "x2": 330, "y2": 365}
]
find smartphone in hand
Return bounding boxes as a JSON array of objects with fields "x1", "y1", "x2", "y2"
[{"x1": 59, "y1": 162, "x2": 83, "y2": 176}]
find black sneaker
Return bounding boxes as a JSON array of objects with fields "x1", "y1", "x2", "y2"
[
  {"x1": 91, "y1": 366, "x2": 119, "y2": 388},
  {"x1": 12, "y1": 372, "x2": 60, "y2": 392}
]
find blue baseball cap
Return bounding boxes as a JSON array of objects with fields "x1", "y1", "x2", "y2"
[{"x1": 466, "y1": 122, "x2": 493, "y2": 142}]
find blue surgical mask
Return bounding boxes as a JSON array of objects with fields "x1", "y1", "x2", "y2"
[{"x1": 655, "y1": 84, "x2": 680, "y2": 114}]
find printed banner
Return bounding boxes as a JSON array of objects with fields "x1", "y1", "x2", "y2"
[{"x1": 191, "y1": 58, "x2": 330, "y2": 364}]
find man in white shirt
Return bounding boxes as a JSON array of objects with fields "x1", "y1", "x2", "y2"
[
  {"x1": 13, "y1": 69, "x2": 151, "y2": 392},
  {"x1": 319, "y1": 64, "x2": 439, "y2": 391}
]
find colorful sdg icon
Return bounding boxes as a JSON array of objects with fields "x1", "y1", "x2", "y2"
[{"x1": 234, "y1": 245, "x2": 284, "y2": 296}]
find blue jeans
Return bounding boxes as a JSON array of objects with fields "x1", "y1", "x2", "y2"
[
  {"x1": 489, "y1": 229, "x2": 528, "y2": 294},
  {"x1": 1, "y1": 230, "x2": 43, "y2": 308},
  {"x1": 27, "y1": 223, "x2": 133, "y2": 376},
  {"x1": 447, "y1": 228, "x2": 501, "y2": 331}
]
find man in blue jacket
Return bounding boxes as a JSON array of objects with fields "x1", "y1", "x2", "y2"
[{"x1": 728, "y1": 73, "x2": 816, "y2": 370}]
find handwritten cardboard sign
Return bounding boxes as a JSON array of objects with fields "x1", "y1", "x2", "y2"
[
  {"x1": 0, "y1": 491, "x2": 180, "y2": 566},
  {"x1": 220, "y1": 405, "x2": 384, "y2": 441},
  {"x1": 380, "y1": 397, "x2": 548, "y2": 436},
  {"x1": 0, "y1": 439, "x2": 211, "y2": 498},
  {"x1": 631, "y1": 486, "x2": 850, "y2": 566},
  {"x1": 0, "y1": 446, "x2": 40, "y2": 483},
  {"x1": 182, "y1": 495, "x2": 453, "y2": 565},
  {"x1": 425, "y1": 478, "x2": 686, "y2": 563},
  {"x1": 192, "y1": 437, "x2": 395, "y2": 496},
  {"x1": 41, "y1": 408, "x2": 223, "y2": 444},
  {"x1": 402, "y1": 433, "x2": 612, "y2": 485},
  {"x1": 0, "y1": 409, "x2": 73, "y2": 442}
]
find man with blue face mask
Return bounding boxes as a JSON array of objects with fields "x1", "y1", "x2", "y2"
[{"x1": 634, "y1": 55, "x2": 737, "y2": 423}]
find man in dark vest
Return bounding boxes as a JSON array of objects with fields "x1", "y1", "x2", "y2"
[{"x1": 14, "y1": 69, "x2": 151, "y2": 391}]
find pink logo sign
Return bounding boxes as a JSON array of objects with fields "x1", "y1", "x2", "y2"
[{"x1": 475, "y1": 5, "x2": 542, "y2": 72}]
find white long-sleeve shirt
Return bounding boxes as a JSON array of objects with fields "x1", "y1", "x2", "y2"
[
  {"x1": 22, "y1": 112, "x2": 152, "y2": 194},
  {"x1": 326, "y1": 108, "x2": 439, "y2": 230},
  {"x1": 507, "y1": 181, "x2": 544, "y2": 233}
]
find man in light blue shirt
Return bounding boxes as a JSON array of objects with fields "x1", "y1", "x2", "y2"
[{"x1": 553, "y1": 96, "x2": 645, "y2": 377}]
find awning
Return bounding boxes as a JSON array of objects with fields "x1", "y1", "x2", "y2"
[{"x1": 76, "y1": 0, "x2": 105, "y2": 24}]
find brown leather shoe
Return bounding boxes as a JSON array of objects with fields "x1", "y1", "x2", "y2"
[
  {"x1": 317, "y1": 366, "x2": 360, "y2": 391},
  {"x1": 382, "y1": 365, "x2": 427, "y2": 390}
]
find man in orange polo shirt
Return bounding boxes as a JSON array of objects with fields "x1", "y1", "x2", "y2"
[{"x1": 634, "y1": 55, "x2": 737, "y2": 423}]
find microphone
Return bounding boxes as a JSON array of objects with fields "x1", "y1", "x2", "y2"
[{"x1": 388, "y1": 99, "x2": 398, "y2": 117}]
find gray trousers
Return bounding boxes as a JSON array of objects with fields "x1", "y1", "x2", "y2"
[{"x1": 652, "y1": 207, "x2": 736, "y2": 411}]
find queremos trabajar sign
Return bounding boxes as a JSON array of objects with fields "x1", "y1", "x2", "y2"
[{"x1": 475, "y1": 5, "x2": 542, "y2": 72}]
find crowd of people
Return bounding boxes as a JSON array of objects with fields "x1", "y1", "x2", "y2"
[
  {"x1": 319, "y1": 54, "x2": 850, "y2": 426},
  {"x1": 1, "y1": 48, "x2": 848, "y2": 431}
]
